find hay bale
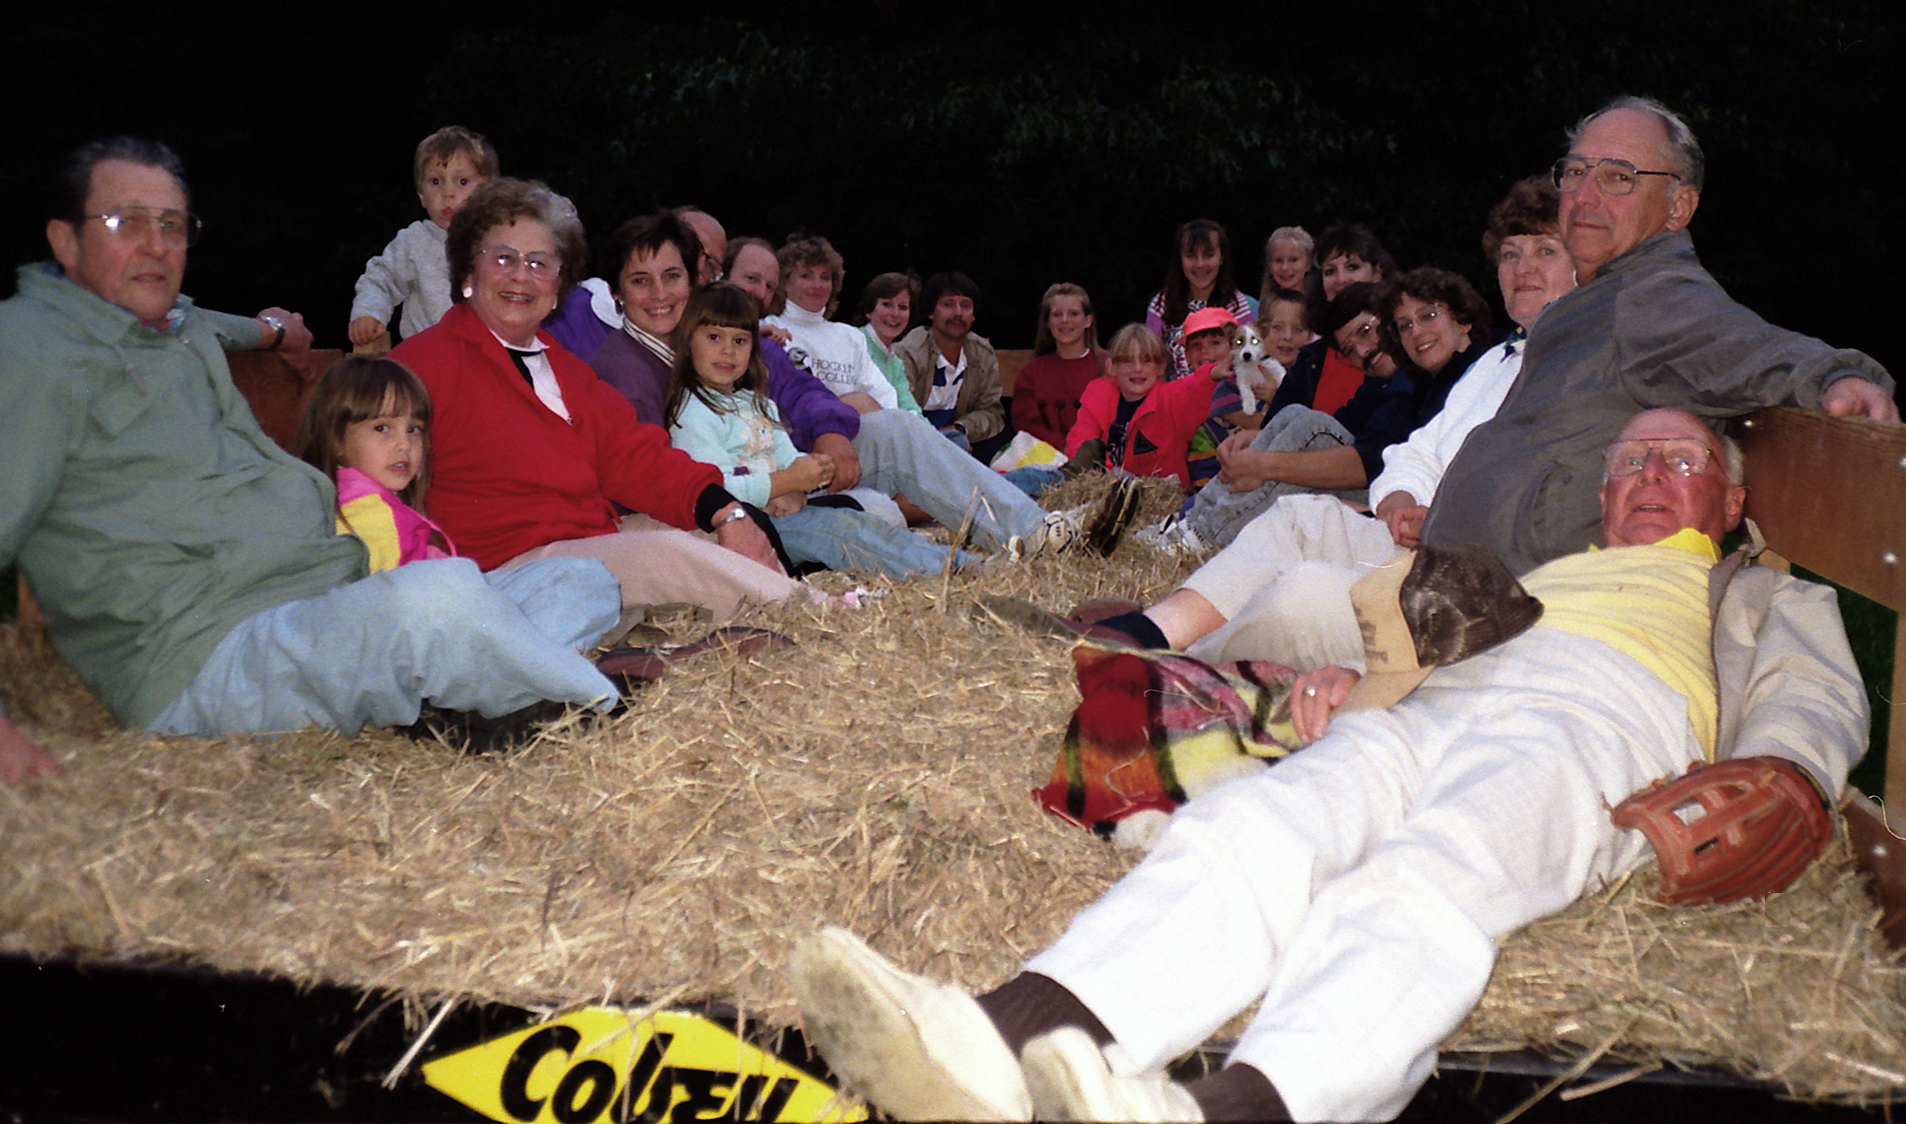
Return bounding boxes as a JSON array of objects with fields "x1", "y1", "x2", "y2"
[
  {"x1": 0, "y1": 534, "x2": 1197, "y2": 1024},
  {"x1": 4, "y1": 500, "x2": 1903, "y2": 1104},
  {"x1": 1452, "y1": 840, "x2": 1906, "y2": 1104}
]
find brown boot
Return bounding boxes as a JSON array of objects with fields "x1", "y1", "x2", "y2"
[{"x1": 1061, "y1": 439, "x2": 1105, "y2": 479}]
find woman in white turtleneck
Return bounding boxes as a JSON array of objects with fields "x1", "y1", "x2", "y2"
[{"x1": 762, "y1": 234, "x2": 897, "y2": 416}]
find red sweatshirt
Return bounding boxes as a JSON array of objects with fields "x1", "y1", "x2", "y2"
[{"x1": 1065, "y1": 372, "x2": 1216, "y2": 490}]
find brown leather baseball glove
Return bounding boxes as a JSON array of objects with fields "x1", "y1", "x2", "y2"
[{"x1": 1610, "y1": 756, "x2": 1833, "y2": 905}]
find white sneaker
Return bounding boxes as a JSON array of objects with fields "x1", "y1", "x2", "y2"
[
  {"x1": 1012, "y1": 477, "x2": 1141, "y2": 559},
  {"x1": 1023, "y1": 1027, "x2": 1204, "y2": 1122},
  {"x1": 1007, "y1": 508, "x2": 1082, "y2": 560},
  {"x1": 1037, "y1": 507, "x2": 1087, "y2": 554},
  {"x1": 1132, "y1": 514, "x2": 1199, "y2": 555},
  {"x1": 788, "y1": 928, "x2": 1032, "y2": 1121}
]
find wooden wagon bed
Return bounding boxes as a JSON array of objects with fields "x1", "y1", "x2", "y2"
[{"x1": 1, "y1": 351, "x2": 1901, "y2": 1120}]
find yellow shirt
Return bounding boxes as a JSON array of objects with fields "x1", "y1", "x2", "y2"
[
  {"x1": 1519, "y1": 528, "x2": 1719, "y2": 755},
  {"x1": 336, "y1": 494, "x2": 404, "y2": 574}
]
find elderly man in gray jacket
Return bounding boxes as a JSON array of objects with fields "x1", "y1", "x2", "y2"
[{"x1": 1102, "y1": 94, "x2": 1894, "y2": 664}]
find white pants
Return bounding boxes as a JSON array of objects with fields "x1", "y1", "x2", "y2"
[
  {"x1": 1026, "y1": 629, "x2": 1695, "y2": 1122},
  {"x1": 504, "y1": 512, "x2": 813, "y2": 616},
  {"x1": 1183, "y1": 493, "x2": 1403, "y2": 669}
]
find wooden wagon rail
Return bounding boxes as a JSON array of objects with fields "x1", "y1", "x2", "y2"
[{"x1": 1738, "y1": 408, "x2": 1905, "y2": 811}]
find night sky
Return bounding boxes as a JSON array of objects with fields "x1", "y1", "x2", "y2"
[{"x1": 8, "y1": 4, "x2": 1898, "y2": 378}]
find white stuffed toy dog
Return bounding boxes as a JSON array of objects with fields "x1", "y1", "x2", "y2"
[{"x1": 1228, "y1": 323, "x2": 1286, "y2": 418}]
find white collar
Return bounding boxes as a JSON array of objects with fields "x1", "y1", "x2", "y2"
[{"x1": 621, "y1": 317, "x2": 674, "y2": 363}]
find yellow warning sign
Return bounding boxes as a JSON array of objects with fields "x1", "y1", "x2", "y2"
[{"x1": 422, "y1": 1007, "x2": 865, "y2": 1123}]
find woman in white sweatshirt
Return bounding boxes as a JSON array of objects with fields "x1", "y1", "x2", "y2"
[{"x1": 762, "y1": 235, "x2": 898, "y2": 414}]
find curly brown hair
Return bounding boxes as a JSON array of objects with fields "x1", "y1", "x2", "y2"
[
  {"x1": 1376, "y1": 268, "x2": 1493, "y2": 371},
  {"x1": 1481, "y1": 175, "x2": 1562, "y2": 263},
  {"x1": 776, "y1": 235, "x2": 846, "y2": 318},
  {"x1": 445, "y1": 178, "x2": 587, "y2": 306}
]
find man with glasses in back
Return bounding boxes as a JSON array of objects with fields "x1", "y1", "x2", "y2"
[
  {"x1": 1000, "y1": 102, "x2": 1891, "y2": 675},
  {"x1": 1422, "y1": 94, "x2": 1895, "y2": 575},
  {"x1": 0, "y1": 137, "x2": 632, "y2": 784}
]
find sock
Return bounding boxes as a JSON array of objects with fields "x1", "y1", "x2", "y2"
[
  {"x1": 974, "y1": 972, "x2": 1113, "y2": 1057},
  {"x1": 1187, "y1": 1062, "x2": 1291, "y2": 1121},
  {"x1": 1093, "y1": 610, "x2": 1170, "y2": 650}
]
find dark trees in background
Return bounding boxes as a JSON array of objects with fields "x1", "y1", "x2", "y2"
[{"x1": 6, "y1": 4, "x2": 1895, "y2": 376}]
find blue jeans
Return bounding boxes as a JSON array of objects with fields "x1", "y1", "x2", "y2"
[
  {"x1": 774, "y1": 503, "x2": 971, "y2": 579},
  {"x1": 1002, "y1": 463, "x2": 1064, "y2": 497},
  {"x1": 850, "y1": 409, "x2": 1046, "y2": 551},
  {"x1": 1184, "y1": 407, "x2": 1368, "y2": 548},
  {"x1": 147, "y1": 556, "x2": 621, "y2": 736}
]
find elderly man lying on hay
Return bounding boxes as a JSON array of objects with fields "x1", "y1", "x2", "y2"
[{"x1": 790, "y1": 407, "x2": 1869, "y2": 1122}]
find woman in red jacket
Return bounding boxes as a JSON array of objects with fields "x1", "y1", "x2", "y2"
[{"x1": 390, "y1": 178, "x2": 813, "y2": 617}]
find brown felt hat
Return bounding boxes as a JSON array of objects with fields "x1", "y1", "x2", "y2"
[{"x1": 1341, "y1": 543, "x2": 1544, "y2": 713}]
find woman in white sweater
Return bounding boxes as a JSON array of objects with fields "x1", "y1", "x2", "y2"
[
  {"x1": 763, "y1": 235, "x2": 898, "y2": 414},
  {"x1": 1099, "y1": 176, "x2": 1579, "y2": 662}
]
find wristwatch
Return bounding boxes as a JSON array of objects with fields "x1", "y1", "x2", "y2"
[
  {"x1": 259, "y1": 313, "x2": 286, "y2": 350},
  {"x1": 720, "y1": 505, "x2": 751, "y2": 525}
]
